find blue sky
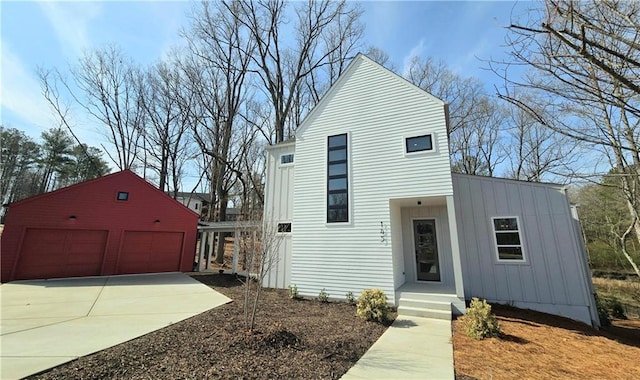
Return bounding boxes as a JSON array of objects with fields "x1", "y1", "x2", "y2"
[{"x1": 1, "y1": 0, "x2": 529, "y2": 150}]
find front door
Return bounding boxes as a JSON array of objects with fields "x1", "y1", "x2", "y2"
[{"x1": 413, "y1": 219, "x2": 440, "y2": 281}]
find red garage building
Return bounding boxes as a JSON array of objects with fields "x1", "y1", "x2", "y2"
[{"x1": 1, "y1": 170, "x2": 199, "y2": 282}]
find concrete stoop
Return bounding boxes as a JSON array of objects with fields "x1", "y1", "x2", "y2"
[{"x1": 397, "y1": 298, "x2": 452, "y2": 320}]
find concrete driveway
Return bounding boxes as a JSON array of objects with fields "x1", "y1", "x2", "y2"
[{"x1": 0, "y1": 272, "x2": 231, "y2": 380}]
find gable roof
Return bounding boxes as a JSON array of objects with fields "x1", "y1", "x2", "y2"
[
  {"x1": 7, "y1": 170, "x2": 199, "y2": 217},
  {"x1": 294, "y1": 53, "x2": 447, "y2": 138},
  {"x1": 174, "y1": 192, "x2": 211, "y2": 202}
]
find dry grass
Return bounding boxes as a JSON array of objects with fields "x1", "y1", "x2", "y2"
[
  {"x1": 593, "y1": 276, "x2": 640, "y2": 315},
  {"x1": 453, "y1": 304, "x2": 640, "y2": 380}
]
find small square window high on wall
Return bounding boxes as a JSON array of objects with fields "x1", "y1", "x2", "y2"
[
  {"x1": 405, "y1": 134, "x2": 433, "y2": 153},
  {"x1": 280, "y1": 154, "x2": 294, "y2": 165}
]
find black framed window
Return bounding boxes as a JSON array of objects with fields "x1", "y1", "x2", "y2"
[
  {"x1": 492, "y1": 217, "x2": 525, "y2": 261},
  {"x1": 281, "y1": 154, "x2": 294, "y2": 165},
  {"x1": 406, "y1": 134, "x2": 433, "y2": 153},
  {"x1": 117, "y1": 191, "x2": 129, "y2": 201},
  {"x1": 327, "y1": 134, "x2": 348, "y2": 223}
]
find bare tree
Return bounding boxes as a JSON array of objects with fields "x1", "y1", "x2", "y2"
[
  {"x1": 138, "y1": 61, "x2": 193, "y2": 194},
  {"x1": 504, "y1": 93, "x2": 579, "y2": 182},
  {"x1": 238, "y1": 216, "x2": 282, "y2": 332},
  {"x1": 38, "y1": 46, "x2": 145, "y2": 170},
  {"x1": 229, "y1": 0, "x2": 363, "y2": 143},
  {"x1": 363, "y1": 46, "x2": 396, "y2": 71},
  {"x1": 404, "y1": 56, "x2": 507, "y2": 174},
  {"x1": 181, "y1": 0, "x2": 256, "y2": 264},
  {"x1": 450, "y1": 97, "x2": 506, "y2": 176},
  {"x1": 404, "y1": 56, "x2": 488, "y2": 137},
  {"x1": 495, "y1": 0, "x2": 640, "y2": 275},
  {"x1": 55, "y1": 46, "x2": 146, "y2": 169}
]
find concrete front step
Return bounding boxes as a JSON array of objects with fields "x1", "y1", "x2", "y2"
[
  {"x1": 397, "y1": 306, "x2": 452, "y2": 320},
  {"x1": 399, "y1": 298, "x2": 451, "y2": 311},
  {"x1": 397, "y1": 297, "x2": 453, "y2": 320},
  {"x1": 396, "y1": 290, "x2": 458, "y2": 302}
]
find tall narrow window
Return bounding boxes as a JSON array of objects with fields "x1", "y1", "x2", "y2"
[
  {"x1": 492, "y1": 217, "x2": 525, "y2": 262},
  {"x1": 327, "y1": 134, "x2": 348, "y2": 223}
]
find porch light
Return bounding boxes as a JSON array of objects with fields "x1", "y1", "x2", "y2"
[
  {"x1": 69, "y1": 215, "x2": 77, "y2": 220},
  {"x1": 154, "y1": 219, "x2": 161, "y2": 224}
]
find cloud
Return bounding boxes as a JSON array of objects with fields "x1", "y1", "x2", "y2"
[
  {"x1": 449, "y1": 37, "x2": 490, "y2": 75},
  {"x1": 38, "y1": 2, "x2": 102, "y2": 58},
  {"x1": 362, "y1": 2, "x2": 403, "y2": 48},
  {"x1": 0, "y1": 41, "x2": 52, "y2": 134},
  {"x1": 401, "y1": 39, "x2": 427, "y2": 77}
]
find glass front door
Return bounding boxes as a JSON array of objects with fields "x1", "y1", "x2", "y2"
[{"x1": 413, "y1": 219, "x2": 440, "y2": 281}]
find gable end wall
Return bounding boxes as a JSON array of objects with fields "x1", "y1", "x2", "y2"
[{"x1": 289, "y1": 56, "x2": 453, "y2": 302}]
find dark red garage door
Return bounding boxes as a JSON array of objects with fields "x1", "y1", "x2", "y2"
[
  {"x1": 118, "y1": 231, "x2": 184, "y2": 274},
  {"x1": 15, "y1": 229, "x2": 108, "y2": 280}
]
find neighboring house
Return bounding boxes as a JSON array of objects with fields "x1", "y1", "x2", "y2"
[
  {"x1": 262, "y1": 54, "x2": 599, "y2": 326},
  {"x1": 1, "y1": 170, "x2": 199, "y2": 282},
  {"x1": 174, "y1": 192, "x2": 210, "y2": 219},
  {"x1": 174, "y1": 192, "x2": 243, "y2": 222}
]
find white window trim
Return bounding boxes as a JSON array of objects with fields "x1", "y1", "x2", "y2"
[
  {"x1": 403, "y1": 133, "x2": 438, "y2": 157},
  {"x1": 280, "y1": 153, "x2": 294, "y2": 166},
  {"x1": 491, "y1": 216, "x2": 527, "y2": 264},
  {"x1": 326, "y1": 131, "x2": 353, "y2": 226}
]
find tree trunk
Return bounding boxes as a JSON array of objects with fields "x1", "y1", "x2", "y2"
[{"x1": 215, "y1": 198, "x2": 228, "y2": 265}]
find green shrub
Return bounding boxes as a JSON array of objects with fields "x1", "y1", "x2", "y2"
[
  {"x1": 318, "y1": 288, "x2": 329, "y2": 303},
  {"x1": 599, "y1": 294, "x2": 627, "y2": 320},
  {"x1": 595, "y1": 294, "x2": 611, "y2": 326},
  {"x1": 607, "y1": 298, "x2": 627, "y2": 319},
  {"x1": 461, "y1": 298, "x2": 501, "y2": 340},
  {"x1": 346, "y1": 291, "x2": 356, "y2": 304},
  {"x1": 356, "y1": 289, "x2": 389, "y2": 323},
  {"x1": 288, "y1": 284, "x2": 299, "y2": 299}
]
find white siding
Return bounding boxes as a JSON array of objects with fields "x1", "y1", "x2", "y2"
[
  {"x1": 290, "y1": 55, "x2": 453, "y2": 302},
  {"x1": 390, "y1": 202, "x2": 404, "y2": 289},
  {"x1": 452, "y1": 173, "x2": 597, "y2": 325},
  {"x1": 262, "y1": 144, "x2": 294, "y2": 288},
  {"x1": 176, "y1": 197, "x2": 201, "y2": 214}
]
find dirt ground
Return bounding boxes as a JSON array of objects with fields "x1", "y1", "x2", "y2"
[
  {"x1": 197, "y1": 236, "x2": 247, "y2": 271},
  {"x1": 29, "y1": 273, "x2": 392, "y2": 380},
  {"x1": 453, "y1": 304, "x2": 640, "y2": 380},
  {"x1": 27, "y1": 273, "x2": 640, "y2": 379}
]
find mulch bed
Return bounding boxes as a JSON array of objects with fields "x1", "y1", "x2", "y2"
[
  {"x1": 29, "y1": 273, "x2": 393, "y2": 380},
  {"x1": 453, "y1": 304, "x2": 640, "y2": 379}
]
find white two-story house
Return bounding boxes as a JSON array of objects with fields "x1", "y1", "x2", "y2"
[{"x1": 262, "y1": 54, "x2": 598, "y2": 326}]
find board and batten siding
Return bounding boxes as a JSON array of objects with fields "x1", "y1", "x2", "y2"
[
  {"x1": 262, "y1": 143, "x2": 294, "y2": 288},
  {"x1": 290, "y1": 55, "x2": 454, "y2": 303},
  {"x1": 452, "y1": 173, "x2": 597, "y2": 325}
]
